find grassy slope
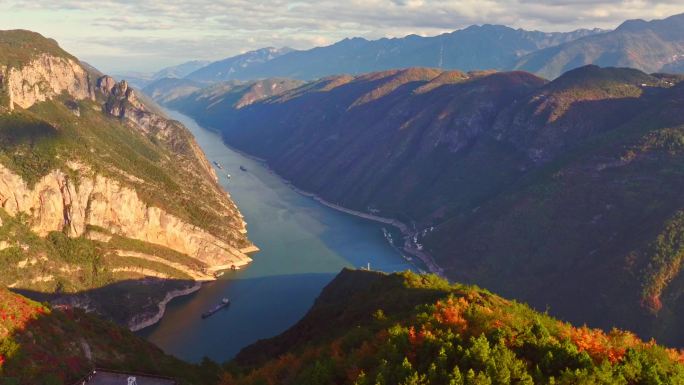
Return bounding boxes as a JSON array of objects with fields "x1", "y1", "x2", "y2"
[
  {"x1": 4, "y1": 268, "x2": 684, "y2": 384},
  {"x1": 0, "y1": 30, "x2": 74, "y2": 68},
  {"x1": 226, "y1": 269, "x2": 684, "y2": 385}
]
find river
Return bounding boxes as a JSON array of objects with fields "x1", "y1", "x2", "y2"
[{"x1": 138, "y1": 110, "x2": 413, "y2": 363}]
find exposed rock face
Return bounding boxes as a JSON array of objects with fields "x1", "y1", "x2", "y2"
[
  {"x1": 0, "y1": 32, "x2": 257, "y2": 330},
  {"x1": 3, "y1": 54, "x2": 94, "y2": 110},
  {"x1": 0, "y1": 163, "x2": 251, "y2": 271}
]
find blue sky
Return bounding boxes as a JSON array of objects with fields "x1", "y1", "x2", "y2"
[{"x1": 2, "y1": 0, "x2": 684, "y2": 73}]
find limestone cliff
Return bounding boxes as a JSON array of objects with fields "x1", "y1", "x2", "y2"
[
  {"x1": 0, "y1": 162, "x2": 252, "y2": 272},
  {"x1": 0, "y1": 30, "x2": 256, "y2": 328},
  {"x1": 2, "y1": 54, "x2": 94, "y2": 111}
]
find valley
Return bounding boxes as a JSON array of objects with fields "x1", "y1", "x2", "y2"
[
  {"x1": 151, "y1": 64, "x2": 684, "y2": 347},
  {"x1": 4, "y1": 5, "x2": 684, "y2": 384},
  {"x1": 138, "y1": 110, "x2": 413, "y2": 362}
]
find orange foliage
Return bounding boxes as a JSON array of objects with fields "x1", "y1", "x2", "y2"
[
  {"x1": 564, "y1": 326, "x2": 640, "y2": 364},
  {"x1": 242, "y1": 353, "x2": 304, "y2": 385},
  {"x1": 666, "y1": 348, "x2": 684, "y2": 364},
  {"x1": 355, "y1": 339, "x2": 377, "y2": 362},
  {"x1": 0, "y1": 289, "x2": 46, "y2": 339},
  {"x1": 433, "y1": 297, "x2": 469, "y2": 332},
  {"x1": 408, "y1": 325, "x2": 434, "y2": 346}
]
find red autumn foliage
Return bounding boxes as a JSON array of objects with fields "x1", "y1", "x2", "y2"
[
  {"x1": 563, "y1": 326, "x2": 640, "y2": 364},
  {"x1": 433, "y1": 297, "x2": 468, "y2": 332},
  {"x1": 666, "y1": 348, "x2": 684, "y2": 364}
]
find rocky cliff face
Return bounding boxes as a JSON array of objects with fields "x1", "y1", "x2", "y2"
[
  {"x1": 2, "y1": 54, "x2": 94, "y2": 110},
  {"x1": 0, "y1": 55, "x2": 253, "y2": 271},
  {"x1": 0, "y1": 31, "x2": 255, "y2": 328},
  {"x1": 0, "y1": 162, "x2": 251, "y2": 271}
]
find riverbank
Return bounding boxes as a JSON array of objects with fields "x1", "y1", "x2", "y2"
[
  {"x1": 281, "y1": 179, "x2": 445, "y2": 277},
  {"x1": 142, "y1": 109, "x2": 418, "y2": 362},
  {"x1": 128, "y1": 244, "x2": 260, "y2": 332},
  {"x1": 203, "y1": 129, "x2": 445, "y2": 277},
  {"x1": 168, "y1": 112, "x2": 444, "y2": 276},
  {"x1": 129, "y1": 282, "x2": 203, "y2": 332}
]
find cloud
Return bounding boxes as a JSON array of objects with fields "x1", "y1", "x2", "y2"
[{"x1": 2, "y1": 0, "x2": 684, "y2": 72}]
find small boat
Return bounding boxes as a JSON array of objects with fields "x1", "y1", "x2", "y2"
[
  {"x1": 201, "y1": 298, "x2": 230, "y2": 319},
  {"x1": 213, "y1": 161, "x2": 223, "y2": 169},
  {"x1": 240, "y1": 165, "x2": 247, "y2": 172}
]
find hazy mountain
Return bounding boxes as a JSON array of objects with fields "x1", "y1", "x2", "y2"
[
  {"x1": 111, "y1": 70, "x2": 154, "y2": 88},
  {"x1": 113, "y1": 61, "x2": 211, "y2": 88},
  {"x1": 515, "y1": 13, "x2": 684, "y2": 78},
  {"x1": 142, "y1": 77, "x2": 206, "y2": 104},
  {"x1": 152, "y1": 59, "x2": 211, "y2": 79},
  {"x1": 155, "y1": 64, "x2": 684, "y2": 345},
  {"x1": 185, "y1": 25, "x2": 602, "y2": 81},
  {"x1": 185, "y1": 47, "x2": 294, "y2": 82},
  {"x1": 145, "y1": 77, "x2": 305, "y2": 116}
]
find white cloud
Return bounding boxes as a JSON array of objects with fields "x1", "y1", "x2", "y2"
[{"x1": 1, "y1": 0, "x2": 684, "y2": 72}]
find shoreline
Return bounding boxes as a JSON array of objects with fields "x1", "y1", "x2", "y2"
[
  {"x1": 281, "y1": 178, "x2": 445, "y2": 277},
  {"x1": 129, "y1": 246, "x2": 259, "y2": 332},
  {"x1": 124, "y1": 107, "x2": 447, "y2": 337},
  {"x1": 125, "y1": 111, "x2": 266, "y2": 334},
  {"x1": 129, "y1": 282, "x2": 202, "y2": 332},
  {"x1": 191, "y1": 118, "x2": 446, "y2": 278}
]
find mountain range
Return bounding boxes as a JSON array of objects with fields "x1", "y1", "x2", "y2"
[
  {"x1": 166, "y1": 13, "x2": 684, "y2": 83},
  {"x1": 150, "y1": 63, "x2": 684, "y2": 347},
  {"x1": 515, "y1": 13, "x2": 684, "y2": 78},
  {"x1": 113, "y1": 60, "x2": 211, "y2": 88},
  {"x1": 184, "y1": 26, "x2": 602, "y2": 81}
]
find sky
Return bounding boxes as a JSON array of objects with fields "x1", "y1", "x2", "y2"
[{"x1": 1, "y1": 0, "x2": 684, "y2": 74}]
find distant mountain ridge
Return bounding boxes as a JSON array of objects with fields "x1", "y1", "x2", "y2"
[
  {"x1": 515, "y1": 13, "x2": 684, "y2": 78},
  {"x1": 184, "y1": 25, "x2": 602, "y2": 81},
  {"x1": 173, "y1": 13, "x2": 684, "y2": 82},
  {"x1": 153, "y1": 59, "x2": 210, "y2": 80},
  {"x1": 185, "y1": 47, "x2": 294, "y2": 82}
]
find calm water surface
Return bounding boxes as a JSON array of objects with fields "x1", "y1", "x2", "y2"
[{"x1": 138, "y1": 110, "x2": 412, "y2": 362}]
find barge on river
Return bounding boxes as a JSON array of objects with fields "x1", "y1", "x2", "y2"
[{"x1": 201, "y1": 298, "x2": 230, "y2": 319}]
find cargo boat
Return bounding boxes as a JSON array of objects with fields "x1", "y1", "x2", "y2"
[{"x1": 201, "y1": 298, "x2": 230, "y2": 319}]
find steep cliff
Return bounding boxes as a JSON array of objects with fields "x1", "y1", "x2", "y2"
[{"x1": 0, "y1": 30, "x2": 255, "y2": 328}]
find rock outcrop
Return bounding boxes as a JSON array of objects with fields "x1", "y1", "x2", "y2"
[
  {"x1": 0, "y1": 162, "x2": 251, "y2": 272},
  {"x1": 2, "y1": 54, "x2": 94, "y2": 110}
]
